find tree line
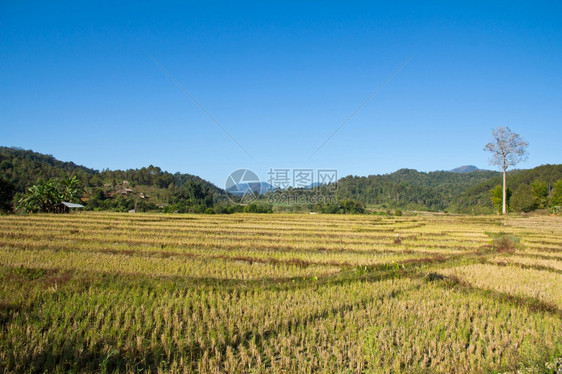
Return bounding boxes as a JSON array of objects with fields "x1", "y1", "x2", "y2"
[
  {"x1": 491, "y1": 179, "x2": 562, "y2": 214},
  {"x1": 1, "y1": 146, "x2": 560, "y2": 215}
]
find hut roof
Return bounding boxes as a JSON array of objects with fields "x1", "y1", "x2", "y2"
[{"x1": 58, "y1": 201, "x2": 85, "y2": 208}]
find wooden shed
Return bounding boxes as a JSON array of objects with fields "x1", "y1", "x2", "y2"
[{"x1": 53, "y1": 201, "x2": 85, "y2": 213}]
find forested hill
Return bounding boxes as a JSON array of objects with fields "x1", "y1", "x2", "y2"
[
  {"x1": 0, "y1": 146, "x2": 222, "y2": 194},
  {"x1": 454, "y1": 164, "x2": 562, "y2": 213},
  {"x1": 1, "y1": 146, "x2": 561, "y2": 214},
  {"x1": 336, "y1": 169, "x2": 499, "y2": 212},
  {"x1": 0, "y1": 147, "x2": 96, "y2": 192},
  {"x1": 336, "y1": 165, "x2": 562, "y2": 213}
]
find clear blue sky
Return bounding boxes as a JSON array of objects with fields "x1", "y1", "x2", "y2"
[{"x1": 1, "y1": 1, "x2": 561, "y2": 187}]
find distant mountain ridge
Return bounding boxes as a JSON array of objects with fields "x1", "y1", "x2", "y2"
[
  {"x1": 449, "y1": 165, "x2": 481, "y2": 173},
  {"x1": 226, "y1": 182, "x2": 274, "y2": 195}
]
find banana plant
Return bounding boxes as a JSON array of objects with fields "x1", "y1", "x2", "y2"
[{"x1": 17, "y1": 176, "x2": 83, "y2": 213}]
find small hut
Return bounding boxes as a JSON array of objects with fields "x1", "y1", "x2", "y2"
[{"x1": 53, "y1": 201, "x2": 85, "y2": 213}]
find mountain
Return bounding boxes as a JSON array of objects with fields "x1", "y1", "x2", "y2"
[
  {"x1": 227, "y1": 182, "x2": 274, "y2": 195},
  {"x1": 455, "y1": 164, "x2": 562, "y2": 213},
  {"x1": 2, "y1": 146, "x2": 560, "y2": 214},
  {"x1": 0, "y1": 146, "x2": 221, "y2": 194},
  {"x1": 336, "y1": 165, "x2": 562, "y2": 213},
  {"x1": 0, "y1": 147, "x2": 225, "y2": 214},
  {"x1": 0, "y1": 147, "x2": 96, "y2": 192},
  {"x1": 450, "y1": 165, "x2": 480, "y2": 173},
  {"x1": 336, "y1": 168, "x2": 501, "y2": 211}
]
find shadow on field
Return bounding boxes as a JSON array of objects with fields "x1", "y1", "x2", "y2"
[
  {"x1": 18, "y1": 338, "x2": 203, "y2": 373},
  {"x1": 10, "y1": 283, "x2": 413, "y2": 373},
  {"x1": 428, "y1": 274, "x2": 562, "y2": 318}
]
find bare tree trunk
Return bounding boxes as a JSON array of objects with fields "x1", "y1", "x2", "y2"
[{"x1": 502, "y1": 168, "x2": 507, "y2": 215}]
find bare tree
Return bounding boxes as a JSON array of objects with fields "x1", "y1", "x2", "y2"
[{"x1": 484, "y1": 127, "x2": 528, "y2": 214}]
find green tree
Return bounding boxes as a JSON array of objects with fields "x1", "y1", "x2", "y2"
[
  {"x1": 243, "y1": 202, "x2": 273, "y2": 213},
  {"x1": 0, "y1": 178, "x2": 16, "y2": 213},
  {"x1": 551, "y1": 179, "x2": 562, "y2": 206},
  {"x1": 340, "y1": 199, "x2": 365, "y2": 214},
  {"x1": 490, "y1": 184, "x2": 511, "y2": 214},
  {"x1": 484, "y1": 127, "x2": 528, "y2": 214},
  {"x1": 511, "y1": 184, "x2": 535, "y2": 213},
  {"x1": 86, "y1": 189, "x2": 107, "y2": 210},
  {"x1": 530, "y1": 179, "x2": 548, "y2": 209}
]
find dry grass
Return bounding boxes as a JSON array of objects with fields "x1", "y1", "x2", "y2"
[{"x1": 0, "y1": 212, "x2": 561, "y2": 373}]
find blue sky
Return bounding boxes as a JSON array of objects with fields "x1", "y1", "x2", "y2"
[{"x1": 1, "y1": 1, "x2": 561, "y2": 187}]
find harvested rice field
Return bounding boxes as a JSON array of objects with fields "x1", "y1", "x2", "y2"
[{"x1": 0, "y1": 212, "x2": 561, "y2": 373}]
